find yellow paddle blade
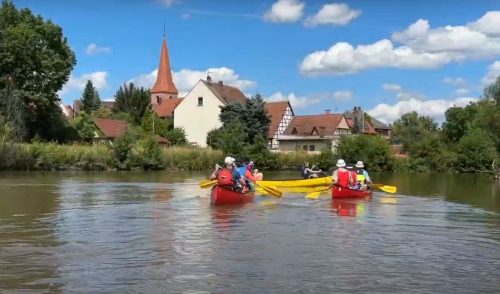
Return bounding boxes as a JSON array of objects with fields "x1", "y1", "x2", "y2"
[
  {"x1": 257, "y1": 184, "x2": 282, "y2": 198},
  {"x1": 199, "y1": 180, "x2": 217, "y2": 189},
  {"x1": 305, "y1": 191, "x2": 322, "y2": 200},
  {"x1": 376, "y1": 185, "x2": 397, "y2": 194}
]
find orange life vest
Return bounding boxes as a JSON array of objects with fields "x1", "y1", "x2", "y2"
[{"x1": 217, "y1": 168, "x2": 234, "y2": 187}]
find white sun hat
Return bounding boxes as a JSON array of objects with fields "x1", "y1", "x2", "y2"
[
  {"x1": 336, "y1": 159, "x2": 346, "y2": 167},
  {"x1": 355, "y1": 161, "x2": 364, "y2": 168},
  {"x1": 224, "y1": 156, "x2": 235, "y2": 165}
]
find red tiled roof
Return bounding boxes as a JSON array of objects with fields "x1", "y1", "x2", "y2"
[
  {"x1": 151, "y1": 38, "x2": 178, "y2": 95},
  {"x1": 283, "y1": 114, "x2": 344, "y2": 137},
  {"x1": 94, "y1": 118, "x2": 128, "y2": 139},
  {"x1": 202, "y1": 80, "x2": 246, "y2": 105},
  {"x1": 345, "y1": 118, "x2": 377, "y2": 134},
  {"x1": 152, "y1": 98, "x2": 182, "y2": 118},
  {"x1": 265, "y1": 101, "x2": 292, "y2": 139}
]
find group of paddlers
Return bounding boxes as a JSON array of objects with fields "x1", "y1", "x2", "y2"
[
  {"x1": 211, "y1": 155, "x2": 372, "y2": 193},
  {"x1": 210, "y1": 157, "x2": 263, "y2": 193}
]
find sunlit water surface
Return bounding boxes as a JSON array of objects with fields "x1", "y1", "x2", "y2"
[{"x1": 0, "y1": 171, "x2": 499, "y2": 293}]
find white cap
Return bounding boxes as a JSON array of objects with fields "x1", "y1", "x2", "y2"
[
  {"x1": 224, "y1": 156, "x2": 235, "y2": 165},
  {"x1": 336, "y1": 159, "x2": 346, "y2": 167},
  {"x1": 356, "y1": 161, "x2": 364, "y2": 168}
]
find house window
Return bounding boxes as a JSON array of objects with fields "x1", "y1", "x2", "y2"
[
  {"x1": 302, "y1": 145, "x2": 308, "y2": 151},
  {"x1": 309, "y1": 145, "x2": 315, "y2": 152},
  {"x1": 198, "y1": 97, "x2": 203, "y2": 106}
]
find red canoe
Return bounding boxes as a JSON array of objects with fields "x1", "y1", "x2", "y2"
[
  {"x1": 331, "y1": 186, "x2": 372, "y2": 199},
  {"x1": 210, "y1": 185, "x2": 255, "y2": 206}
]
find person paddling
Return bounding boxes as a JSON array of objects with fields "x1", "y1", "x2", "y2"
[
  {"x1": 235, "y1": 159, "x2": 256, "y2": 192},
  {"x1": 302, "y1": 162, "x2": 322, "y2": 179},
  {"x1": 332, "y1": 159, "x2": 354, "y2": 189},
  {"x1": 210, "y1": 157, "x2": 243, "y2": 191},
  {"x1": 355, "y1": 161, "x2": 371, "y2": 191}
]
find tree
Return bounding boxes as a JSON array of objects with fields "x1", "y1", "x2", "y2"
[
  {"x1": 0, "y1": 0, "x2": 76, "y2": 140},
  {"x1": 141, "y1": 109, "x2": 169, "y2": 136},
  {"x1": 72, "y1": 111, "x2": 97, "y2": 143},
  {"x1": 443, "y1": 104, "x2": 478, "y2": 143},
  {"x1": 337, "y1": 135, "x2": 393, "y2": 171},
  {"x1": 455, "y1": 128, "x2": 497, "y2": 172},
  {"x1": 165, "y1": 127, "x2": 187, "y2": 146},
  {"x1": 92, "y1": 106, "x2": 113, "y2": 119},
  {"x1": 483, "y1": 76, "x2": 500, "y2": 104},
  {"x1": 219, "y1": 94, "x2": 270, "y2": 144},
  {"x1": 244, "y1": 134, "x2": 275, "y2": 167},
  {"x1": 392, "y1": 111, "x2": 438, "y2": 152},
  {"x1": 81, "y1": 80, "x2": 101, "y2": 112},
  {"x1": 114, "y1": 83, "x2": 150, "y2": 125},
  {"x1": 216, "y1": 121, "x2": 247, "y2": 159}
]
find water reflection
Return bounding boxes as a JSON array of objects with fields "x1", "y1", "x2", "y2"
[{"x1": 331, "y1": 196, "x2": 371, "y2": 217}]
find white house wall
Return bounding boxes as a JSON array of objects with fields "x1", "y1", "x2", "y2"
[{"x1": 174, "y1": 81, "x2": 225, "y2": 147}]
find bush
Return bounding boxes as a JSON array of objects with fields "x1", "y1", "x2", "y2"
[
  {"x1": 455, "y1": 128, "x2": 497, "y2": 172},
  {"x1": 337, "y1": 135, "x2": 393, "y2": 171},
  {"x1": 130, "y1": 137, "x2": 165, "y2": 170}
]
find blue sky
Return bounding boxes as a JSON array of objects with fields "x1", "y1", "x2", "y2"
[{"x1": 12, "y1": 0, "x2": 500, "y2": 123}]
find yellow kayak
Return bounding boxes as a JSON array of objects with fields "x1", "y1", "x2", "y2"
[
  {"x1": 256, "y1": 185, "x2": 330, "y2": 194},
  {"x1": 257, "y1": 177, "x2": 332, "y2": 188}
]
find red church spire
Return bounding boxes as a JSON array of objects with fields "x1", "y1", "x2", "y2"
[{"x1": 151, "y1": 37, "x2": 178, "y2": 96}]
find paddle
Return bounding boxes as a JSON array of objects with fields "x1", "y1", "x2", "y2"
[
  {"x1": 199, "y1": 179, "x2": 282, "y2": 197},
  {"x1": 254, "y1": 182, "x2": 282, "y2": 198},
  {"x1": 371, "y1": 184, "x2": 397, "y2": 194},
  {"x1": 305, "y1": 184, "x2": 333, "y2": 200},
  {"x1": 199, "y1": 179, "x2": 217, "y2": 189}
]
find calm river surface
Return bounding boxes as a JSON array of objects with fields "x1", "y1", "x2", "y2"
[{"x1": 1, "y1": 171, "x2": 499, "y2": 293}]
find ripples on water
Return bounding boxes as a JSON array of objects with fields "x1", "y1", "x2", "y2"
[{"x1": 0, "y1": 173, "x2": 499, "y2": 293}]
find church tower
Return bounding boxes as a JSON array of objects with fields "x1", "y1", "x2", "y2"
[{"x1": 150, "y1": 36, "x2": 178, "y2": 105}]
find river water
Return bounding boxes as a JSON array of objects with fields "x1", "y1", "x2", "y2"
[{"x1": 0, "y1": 171, "x2": 499, "y2": 293}]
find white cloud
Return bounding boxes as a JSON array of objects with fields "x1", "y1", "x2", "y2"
[
  {"x1": 181, "y1": 13, "x2": 191, "y2": 19},
  {"x1": 300, "y1": 39, "x2": 451, "y2": 75},
  {"x1": 129, "y1": 67, "x2": 255, "y2": 96},
  {"x1": 59, "y1": 71, "x2": 108, "y2": 96},
  {"x1": 382, "y1": 83, "x2": 426, "y2": 101},
  {"x1": 304, "y1": 3, "x2": 361, "y2": 27},
  {"x1": 332, "y1": 90, "x2": 353, "y2": 102},
  {"x1": 85, "y1": 43, "x2": 111, "y2": 55},
  {"x1": 300, "y1": 10, "x2": 500, "y2": 75},
  {"x1": 382, "y1": 83, "x2": 402, "y2": 91},
  {"x1": 469, "y1": 11, "x2": 500, "y2": 36},
  {"x1": 266, "y1": 90, "x2": 351, "y2": 108},
  {"x1": 454, "y1": 88, "x2": 470, "y2": 96},
  {"x1": 264, "y1": 0, "x2": 305, "y2": 23},
  {"x1": 157, "y1": 0, "x2": 177, "y2": 7},
  {"x1": 267, "y1": 92, "x2": 320, "y2": 108},
  {"x1": 442, "y1": 77, "x2": 467, "y2": 87},
  {"x1": 482, "y1": 60, "x2": 500, "y2": 86},
  {"x1": 367, "y1": 97, "x2": 477, "y2": 124}
]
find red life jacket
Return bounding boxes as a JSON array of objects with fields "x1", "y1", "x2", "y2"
[
  {"x1": 337, "y1": 169, "x2": 351, "y2": 188},
  {"x1": 217, "y1": 168, "x2": 234, "y2": 187}
]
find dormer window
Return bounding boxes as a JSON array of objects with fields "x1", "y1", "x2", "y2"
[
  {"x1": 291, "y1": 127, "x2": 298, "y2": 135},
  {"x1": 198, "y1": 97, "x2": 203, "y2": 106},
  {"x1": 156, "y1": 96, "x2": 162, "y2": 104}
]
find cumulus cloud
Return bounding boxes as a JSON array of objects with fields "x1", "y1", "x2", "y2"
[
  {"x1": 367, "y1": 97, "x2": 477, "y2": 124},
  {"x1": 304, "y1": 3, "x2": 361, "y2": 27},
  {"x1": 264, "y1": 0, "x2": 305, "y2": 23},
  {"x1": 300, "y1": 10, "x2": 500, "y2": 75},
  {"x1": 300, "y1": 39, "x2": 451, "y2": 75},
  {"x1": 482, "y1": 60, "x2": 500, "y2": 86},
  {"x1": 267, "y1": 92, "x2": 320, "y2": 108},
  {"x1": 266, "y1": 90, "x2": 351, "y2": 108},
  {"x1": 129, "y1": 67, "x2": 255, "y2": 96},
  {"x1": 59, "y1": 71, "x2": 108, "y2": 96},
  {"x1": 85, "y1": 43, "x2": 111, "y2": 55},
  {"x1": 469, "y1": 11, "x2": 500, "y2": 36}
]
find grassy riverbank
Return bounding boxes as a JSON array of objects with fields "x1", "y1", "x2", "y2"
[{"x1": 0, "y1": 142, "x2": 318, "y2": 171}]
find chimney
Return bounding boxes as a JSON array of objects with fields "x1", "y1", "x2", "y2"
[
  {"x1": 207, "y1": 75, "x2": 212, "y2": 82},
  {"x1": 218, "y1": 80, "x2": 223, "y2": 87},
  {"x1": 324, "y1": 109, "x2": 331, "y2": 114}
]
